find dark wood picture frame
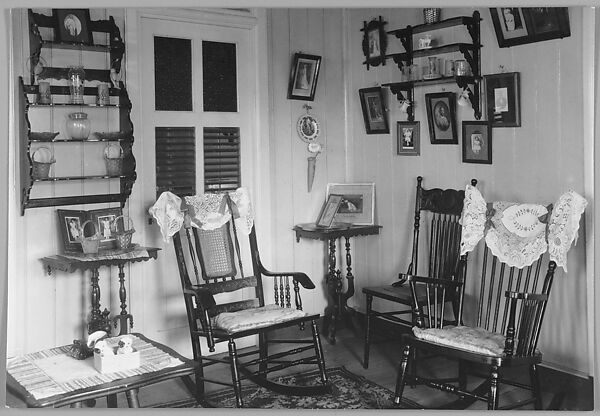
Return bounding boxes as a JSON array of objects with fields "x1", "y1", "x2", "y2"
[
  {"x1": 359, "y1": 87, "x2": 389, "y2": 135},
  {"x1": 53, "y1": 9, "x2": 93, "y2": 45},
  {"x1": 361, "y1": 16, "x2": 387, "y2": 69},
  {"x1": 397, "y1": 121, "x2": 420, "y2": 156},
  {"x1": 315, "y1": 194, "x2": 343, "y2": 228},
  {"x1": 287, "y1": 53, "x2": 321, "y2": 101},
  {"x1": 489, "y1": 7, "x2": 570, "y2": 48},
  {"x1": 462, "y1": 121, "x2": 492, "y2": 164},
  {"x1": 425, "y1": 92, "x2": 457, "y2": 144},
  {"x1": 485, "y1": 72, "x2": 521, "y2": 127},
  {"x1": 57, "y1": 209, "x2": 86, "y2": 253}
]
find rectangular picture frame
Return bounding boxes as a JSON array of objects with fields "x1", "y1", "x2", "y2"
[
  {"x1": 489, "y1": 7, "x2": 570, "y2": 48},
  {"x1": 425, "y1": 92, "x2": 457, "y2": 144},
  {"x1": 57, "y1": 209, "x2": 86, "y2": 253},
  {"x1": 89, "y1": 208, "x2": 122, "y2": 250},
  {"x1": 485, "y1": 72, "x2": 521, "y2": 127},
  {"x1": 359, "y1": 87, "x2": 389, "y2": 135},
  {"x1": 287, "y1": 53, "x2": 321, "y2": 101},
  {"x1": 326, "y1": 183, "x2": 375, "y2": 225},
  {"x1": 397, "y1": 121, "x2": 420, "y2": 156},
  {"x1": 361, "y1": 16, "x2": 387, "y2": 69},
  {"x1": 462, "y1": 121, "x2": 492, "y2": 164},
  {"x1": 315, "y1": 194, "x2": 344, "y2": 228},
  {"x1": 53, "y1": 9, "x2": 93, "y2": 45}
]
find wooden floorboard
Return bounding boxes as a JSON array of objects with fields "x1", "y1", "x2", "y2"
[{"x1": 6, "y1": 316, "x2": 595, "y2": 409}]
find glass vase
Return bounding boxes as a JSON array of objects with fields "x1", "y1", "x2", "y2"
[{"x1": 68, "y1": 66, "x2": 86, "y2": 104}]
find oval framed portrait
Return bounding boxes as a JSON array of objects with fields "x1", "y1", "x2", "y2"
[{"x1": 296, "y1": 114, "x2": 321, "y2": 143}]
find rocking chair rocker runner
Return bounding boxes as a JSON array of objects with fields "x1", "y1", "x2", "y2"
[
  {"x1": 362, "y1": 176, "x2": 477, "y2": 368},
  {"x1": 394, "y1": 186, "x2": 587, "y2": 410},
  {"x1": 157, "y1": 189, "x2": 330, "y2": 407}
]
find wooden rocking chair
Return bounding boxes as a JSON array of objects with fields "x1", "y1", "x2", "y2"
[{"x1": 171, "y1": 192, "x2": 330, "y2": 407}]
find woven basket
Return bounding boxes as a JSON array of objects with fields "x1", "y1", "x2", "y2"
[
  {"x1": 423, "y1": 8, "x2": 441, "y2": 24},
  {"x1": 104, "y1": 144, "x2": 124, "y2": 176},
  {"x1": 78, "y1": 220, "x2": 101, "y2": 254},
  {"x1": 111, "y1": 215, "x2": 135, "y2": 249},
  {"x1": 31, "y1": 147, "x2": 55, "y2": 180}
]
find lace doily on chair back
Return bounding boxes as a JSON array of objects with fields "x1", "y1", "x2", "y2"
[{"x1": 148, "y1": 191, "x2": 185, "y2": 243}]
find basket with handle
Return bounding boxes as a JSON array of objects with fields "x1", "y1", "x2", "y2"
[
  {"x1": 77, "y1": 220, "x2": 101, "y2": 254},
  {"x1": 423, "y1": 8, "x2": 441, "y2": 24},
  {"x1": 31, "y1": 147, "x2": 55, "y2": 180},
  {"x1": 104, "y1": 143, "x2": 124, "y2": 176},
  {"x1": 111, "y1": 215, "x2": 135, "y2": 249}
]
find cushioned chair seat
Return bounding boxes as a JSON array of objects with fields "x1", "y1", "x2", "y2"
[
  {"x1": 212, "y1": 304, "x2": 308, "y2": 333},
  {"x1": 412, "y1": 325, "x2": 506, "y2": 356}
]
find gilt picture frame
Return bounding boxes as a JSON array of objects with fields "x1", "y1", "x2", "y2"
[
  {"x1": 326, "y1": 183, "x2": 375, "y2": 225},
  {"x1": 287, "y1": 53, "x2": 321, "y2": 101}
]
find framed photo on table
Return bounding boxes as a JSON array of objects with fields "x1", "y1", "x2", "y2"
[
  {"x1": 462, "y1": 121, "x2": 492, "y2": 164},
  {"x1": 287, "y1": 53, "x2": 321, "y2": 101},
  {"x1": 489, "y1": 7, "x2": 570, "y2": 48},
  {"x1": 397, "y1": 121, "x2": 420, "y2": 156},
  {"x1": 485, "y1": 72, "x2": 521, "y2": 127},
  {"x1": 315, "y1": 194, "x2": 343, "y2": 228},
  {"x1": 53, "y1": 9, "x2": 93, "y2": 45},
  {"x1": 326, "y1": 183, "x2": 375, "y2": 225},
  {"x1": 359, "y1": 87, "x2": 389, "y2": 135},
  {"x1": 90, "y1": 208, "x2": 122, "y2": 250},
  {"x1": 425, "y1": 92, "x2": 457, "y2": 144},
  {"x1": 57, "y1": 209, "x2": 86, "y2": 253}
]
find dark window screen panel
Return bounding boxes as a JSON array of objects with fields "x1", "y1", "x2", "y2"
[
  {"x1": 203, "y1": 41, "x2": 237, "y2": 112},
  {"x1": 154, "y1": 36, "x2": 192, "y2": 111},
  {"x1": 156, "y1": 127, "x2": 195, "y2": 198},
  {"x1": 204, "y1": 127, "x2": 240, "y2": 192}
]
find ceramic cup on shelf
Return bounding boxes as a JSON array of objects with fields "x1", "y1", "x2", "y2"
[
  {"x1": 455, "y1": 60, "x2": 471, "y2": 76},
  {"x1": 66, "y1": 112, "x2": 91, "y2": 140},
  {"x1": 38, "y1": 81, "x2": 51, "y2": 105},
  {"x1": 97, "y1": 83, "x2": 110, "y2": 106}
]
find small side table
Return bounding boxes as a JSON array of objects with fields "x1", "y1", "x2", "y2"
[
  {"x1": 6, "y1": 333, "x2": 198, "y2": 408},
  {"x1": 293, "y1": 223, "x2": 382, "y2": 344},
  {"x1": 40, "y1": 246, "x2": 160, "y2": 336}
]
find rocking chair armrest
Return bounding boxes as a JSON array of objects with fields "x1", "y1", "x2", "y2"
[
  {"x1": 185, "y1": 285, "x2": 217, "y2": 310},
  {"x1": 398, "y1": 273, "x2": 463, "y2": 290},
  {"x1": 262, "y1": 269, "x2": 315, "y2": 289},
  {"x1": 504, "y1": 291, "x2": 548, "y2": 301}
]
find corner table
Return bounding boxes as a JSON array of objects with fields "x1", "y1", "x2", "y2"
[
  {"x1": 293, "y1": 223, "x2": 382, "y2": 344},
  {"x1": 6, "y1": 332, "x2": 198, "y2": 408},
  {"x1": 40, "y1": 246, "x2": 160, "y2": 335}
]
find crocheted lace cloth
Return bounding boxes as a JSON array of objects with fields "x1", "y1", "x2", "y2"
[
  {"x1": 547, "y1": 190, "x2": 587, "y2": 271},
  {"x1": 147, "y1": 191, "x2": 184, "y2": 243},
  {"x1": 485, "y1": 201, "x2": 548, "y2": 269},
  {"x1": 458, "y1": 185, "x2": 586, "y2": 271},
  {"x1": 184, "y1": 187, "x2": 254, "y2": 235}
]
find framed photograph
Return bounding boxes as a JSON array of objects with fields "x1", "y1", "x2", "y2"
[
  {"x1": 315, "y1": 194, "x2": 343, "y2": 228},
  {"x1": 359, "y1": 87, "x2": 389, "y2": 135},
  {"x1": 287, "y1": 53, "x2": 321, "y2": 101},
  {"x1": 489, "y1": 7, "x2": 570, "y2": 48},
  {"x1": 462, "y1": 121, "x2": 492, "y2": 164},
  {"x1": 53, "y1": 9, "x2": 93, "y2": 45},
  {"x1": 425, "y1": 92, "x2": 457, "y2": 144},
  {"x1": 361, "y1": 16, "x2": 387, "y2": 69},
  {"x1": 326, "y1": 183, "x2": 375, "y2": 225},
  {"x1": 397, "y1": 121, "x2": 420, "y2": 156},
  {"x1": 90, "y1": 208, "x2": 122, "y2": 250},
  {"x1": 57, "y1": 209, "x2": 86, "y2": 253},
  {"x1": 485, "y1": 72, "x2": 521, "y2": 127}
]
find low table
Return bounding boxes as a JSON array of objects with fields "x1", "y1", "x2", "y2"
[{"x1": 6, "y1": 333, "x2": 198, "y2": 408}]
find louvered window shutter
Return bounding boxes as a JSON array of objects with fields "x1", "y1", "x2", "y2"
[
  {"x1": 155, "y1": 127, "x2": 196, "y2": 198},
  {"x1": 204, "y1": 127, "x2": 240, "y2": 192}
]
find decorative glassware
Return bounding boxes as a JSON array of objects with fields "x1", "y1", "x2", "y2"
[
  {"x1": 66, "y1": 112, "x2": 91, "y2": 139},
  {"x1": 67, "y1": 66, "x2": 85, "y2": 104}
]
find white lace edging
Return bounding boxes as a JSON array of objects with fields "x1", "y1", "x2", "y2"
[
  {"x1": 148, "y1": 191, "x2": 184, "y2": 243},
  {"x1": 460, "y1": 184, "x2": 487, "y2": 255},
  {"x1": 547, "y1": 190, "x2": 587, "y2": 271}
]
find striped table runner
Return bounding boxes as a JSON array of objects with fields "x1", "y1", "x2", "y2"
[{"x1": 6, "y1": 334, "x2": 184, "y2": 400}]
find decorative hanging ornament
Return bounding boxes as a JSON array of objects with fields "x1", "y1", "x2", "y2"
[{"x1": 296, "y1": 105, "x2": 323, "y2": 192}]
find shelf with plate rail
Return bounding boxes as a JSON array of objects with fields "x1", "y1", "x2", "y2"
[{"x1": 369, "y1": 11, "x2": 482, "y2": 121}]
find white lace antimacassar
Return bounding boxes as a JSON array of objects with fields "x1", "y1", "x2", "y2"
[
  {"x1": 184, "y1": 187, "x2": 254, "y2": 235},
  {"x1": 547, "y1": 190, "x2": 587, "y2": 271},
  {"x1": 484, "y1": 201, "x2": 548, "y2": 269},
  {"x1": 148, "y1": 191, "x2": 184, "y2": 243},
  {"x1": 459, "y1": 184, "x2": 487, "y2": 255}
]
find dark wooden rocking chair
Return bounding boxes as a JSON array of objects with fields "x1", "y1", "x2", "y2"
[
  {"x1": 171, "y1": 192, "x2": 330, "y2": 407},
  {"x1": 394, "y1": 244, "x2": 557, "y2": 410},
  {"x1": 362, "y1": 176, "x2": 476, "y2": 368}
]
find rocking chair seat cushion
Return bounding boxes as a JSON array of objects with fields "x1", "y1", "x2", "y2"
[
  {"x1": 212, "y1": 304, "x2": 308, "y2": 333},
  {"x1": 412, "y1": 325, "x2": 506, "y2": 357}
]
